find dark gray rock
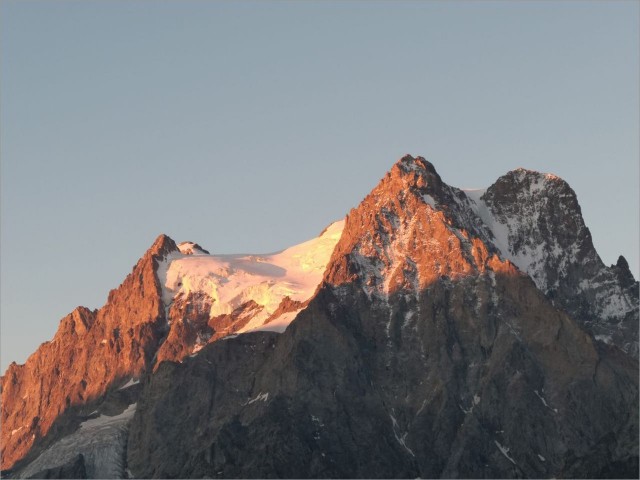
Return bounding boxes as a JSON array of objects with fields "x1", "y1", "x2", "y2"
[{"x1": 126, "y1": 272, "x2": 638, "y2": 478}]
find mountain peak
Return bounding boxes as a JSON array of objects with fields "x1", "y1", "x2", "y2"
[
  {"x1": 616, "y1": 254, "x2": 630, "y2": 271},
  {"x1": 477, "y1": 166, "x2": 638, "y2": 356},
  {"x1": 396, "y1": 154, "x2": 438, "y2": 175},
  {"x1": 501, "y1": 167, "x2": 566, "y2": 191},
  {"x1": 612, "y1": 254, "x2": 637, "y2": 290},
  {"x1": 149, "y1": 234, "x2": 178, "y2": 259},
  {"x1": 392, "y1": 155, "x2": 443, "y2": 190},
  {"x1": 325, "y1": 156, "x2": 516, "y2": 295}
]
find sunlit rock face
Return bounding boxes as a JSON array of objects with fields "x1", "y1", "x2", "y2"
[
  {"x1": 0, "y1": 235, "x2": 176, "y2": 472},
  {"x1": 2, "y1": 155, "x2": 638, "y2": 479},
  {"x1": 324, "y1": 155, "x2": 518, "y2": 294}
]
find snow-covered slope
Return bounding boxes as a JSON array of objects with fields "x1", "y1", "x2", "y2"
[
  {"x1": 18, "y1": 403, "x2": 137, "y2": 479},
  {"x1": 157, "y1": 220, "x2": 345, "y2": 335}
]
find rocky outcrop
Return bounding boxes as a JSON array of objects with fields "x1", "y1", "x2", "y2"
[
  {"x1": 153, "y1": 291, "x2": 215, "y2": 367},
  {"x1": 154, "y1": 297, "x2": 273, "y2": 367},
  {"x1": 207, "y1": 300, "x2": 264, "y2": 339},
  {"x1": 0, "y1": 234, "x2": 178, "y2": 470},
  {"x1": 264, "y1": 296, "x2": 306, "y2": 325}
]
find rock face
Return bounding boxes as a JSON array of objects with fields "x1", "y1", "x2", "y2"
[
  {"x1": 0, "y1": 234, "x2": 177, "y2": 471},
  {"x1": 2, "y1": 155, "x2": 638, "y2": 478}
]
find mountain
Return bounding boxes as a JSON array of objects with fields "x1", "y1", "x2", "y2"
[
  {"x1": 1, "y1": 155, "x2": 637, "y2": 478},
  {"x1": 470, "y1": 169, "x2": 638, "y2": 357},
  {"x1": 0, "y1": 222, "x2": 344, "y2": 475}
]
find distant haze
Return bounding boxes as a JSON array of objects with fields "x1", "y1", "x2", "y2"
[{"x1": 1, "y1": 1, "x2": 638, "y2": 371}]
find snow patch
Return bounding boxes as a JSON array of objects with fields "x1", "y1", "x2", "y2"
[
  {"x1": 594, "y1": 334, "x2": 613, "y2": 345},
  {"x1": 118, "y1": 378, "x2": 139, "y2": 390},
  {"x1": 402, "y1": 310, "x2": 415, "y2": 328},
  {"x1": 390, "y1": 414, "x2": 415, "y2": 457},
  {"x1": 416, "y1": 399, "x2": 427, "y2": 416},
  {"x1": 311, "y1": 415, "x2": 324, "y2": 427},
  {"x1": 395, "y1": 431, "x2": 415, "y2": 457},
  {"x1": 20, "y1": 403, "x2": 137, "y2": 479},
  {"x1": 422, "y1": 194, "x2": 436, "y2": 208},
  {"x1": 460, "y1": 394, "x2": 480, "y2": 414},
  {"x1": 157, "y1": 220, "x2": 344, "y2": 334},
  {"x1": 246, "y1": 392, "x2": 269, "y2": 405},
  {"x1": 494, "y1": 440, "x2": 517, "y2": 465},
  {"x1": 534, "y1": 389, "x2": 557, "y2": 413}
]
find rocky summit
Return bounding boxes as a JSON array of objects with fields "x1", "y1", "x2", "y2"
[{"x1": 1, "y1": 155, "x2": 638, "y2": 479}]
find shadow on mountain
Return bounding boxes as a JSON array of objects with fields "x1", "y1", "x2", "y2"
[{"x1": 125, "y1": 272, "x2": 638, "y2": 479}]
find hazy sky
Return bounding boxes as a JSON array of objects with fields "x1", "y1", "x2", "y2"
[{"x1": 1, "y1": 1, "x2": 638, "y2": 371}]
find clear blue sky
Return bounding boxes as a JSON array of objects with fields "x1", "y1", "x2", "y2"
[{"x1": 1, "y1": 1, "x2": 638, "y2": 372}]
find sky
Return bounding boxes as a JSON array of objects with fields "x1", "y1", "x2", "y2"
[{"x1": 1, "y1": 1, "x2": 638, "y2": 372}]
